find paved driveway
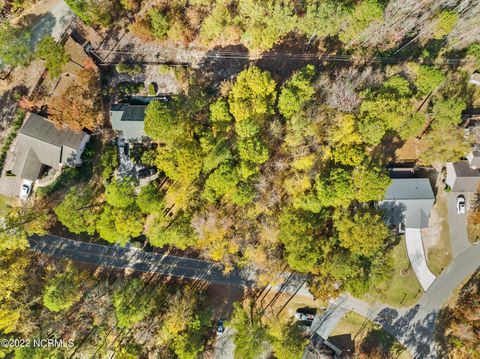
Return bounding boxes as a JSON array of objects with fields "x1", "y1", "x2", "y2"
[
  {"x1": 213, "y1": 328, "x2": 235, "y2": 359},
  {"x1": 405, "y1": 228, "x2": 436, "y2": 291},
  {"x1": 447, "y1": 192, "x2": 472, "y2": 257}
]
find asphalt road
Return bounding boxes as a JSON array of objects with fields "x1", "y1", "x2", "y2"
[
  {"x1": 30, "y1": 234, "x2": 480, "y2": 358},
  {"x1": 319, "y1": 243, "x2": 480, "y2": 359},
  {"x1": 447, "y1": 192, "x2": 472, "y2": 257},
  {"x1": 29, "y1": 234, "x2": 251, "y2": 286}
]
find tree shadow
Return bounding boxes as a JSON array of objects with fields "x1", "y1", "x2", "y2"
[
  {"x1": 197, "y1": 44, "x2": 250, "y2": 86},
  {"x1": 18, "y1": 13, "x2": 57, "y2": 49},
  {"x1": 254, "y1": 33, "x2": 322, "y2": 83}
]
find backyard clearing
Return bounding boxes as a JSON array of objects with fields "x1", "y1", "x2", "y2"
[
  {"x1": 423, "y1": 187, "x2": 453, "y2": 275},
  {"x1": 330, "y1": 311, "x2": 412, "y2": 358},
  {"x1": 363, "y1": 238, "x2": 422, "y2": 307}
]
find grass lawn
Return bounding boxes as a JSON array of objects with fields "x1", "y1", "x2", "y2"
[
  {"x1": 363, "y1": 237, "x2": 422, "y2": 307},
  {"x1": 0, "y1": 194, "x2": 16, "y2": 216},
  {"x1": 330, "y1": 311, "x2": 412, "y2": 359},
  {"x1": 426, "y1": 188, "x2": 452, "y2": 275}
]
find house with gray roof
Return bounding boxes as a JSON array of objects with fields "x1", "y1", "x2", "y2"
[
  {"x1": 446, "y1": 161, "x2": 480, "y2": 192},
  {"x1": 110, "y1": 104, "x2": 147, "y2": 143},
  {"x1": 379, "y1": 178, "x2": 435, "y2": 230},
  {"x1": 9, "y1": 113, "x2": 90, "y2": 181}
]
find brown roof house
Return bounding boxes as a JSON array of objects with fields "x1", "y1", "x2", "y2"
[{"x1": 9, "y1": 113, "x2": 90, "y2": 181}]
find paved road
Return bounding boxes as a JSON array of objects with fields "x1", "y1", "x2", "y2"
[
  {"x1": 447, "y1": 192, "x2": 472, "y2": 257},
  {"x1": 29, "y1": 235, "x2": 252, "y2": 286},
  {"x1": 319, "y1": 243, "x2": 480, "y2": 359}
]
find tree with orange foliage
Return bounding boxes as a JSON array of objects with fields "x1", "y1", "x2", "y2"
[{"x1": 48, "y1": 64, "x2": 104, "y2": 131}]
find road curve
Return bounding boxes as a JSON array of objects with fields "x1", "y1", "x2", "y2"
[
  {"x1": 324, "y1": 243, "x2": 480, "y2": 359},
  {"x1": 29, "y1": 234, "x2": 251, "y2": 286}
]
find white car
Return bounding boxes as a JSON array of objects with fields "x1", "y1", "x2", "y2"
[
  {"x1": 19, "y1": 180, "x2": 33, "y2": 200},
  {"x1": 456, "y1": 195, "x2": 466, "y2": 214}
]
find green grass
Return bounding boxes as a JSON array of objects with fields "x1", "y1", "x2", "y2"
[
  {"x1": 363, "y1": 237, "x2": 422, "y2": 307},
  {"x1": 427, "y1": 189, "x2": 453, "y2": 275},
  {"x1": 0, "y1": 194, "x2": 15, "y2": 216}
]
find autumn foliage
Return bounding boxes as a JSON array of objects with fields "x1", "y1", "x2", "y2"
[{"x1": 48, "y1": 66, "x2": 104, "y2": 131}]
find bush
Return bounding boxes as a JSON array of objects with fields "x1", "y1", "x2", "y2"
[
  {"x1": 158, "y1": 64, "x2": 171, "y2": 74},
  {"x1": 101, "y1": 144, "x2": 118, "y2": 180},
  {"x1": 148, "y1": 83, "x2": 157, "y2": 96},
  {"x1": 115, "y1": 63, "x2": 142, "y2": 76},
  {"x1": 117, "y1": 82, "x2": 144, "y2": 97},
  {"x1": 433, "y1": 10, "x2": 458, "y2": 39},
  {"x1": 0, "y1": 109, "x2": 25, "y2": 174},
  {"x1": 36, "y1": 167, "x2": 79, "y2": 199}
]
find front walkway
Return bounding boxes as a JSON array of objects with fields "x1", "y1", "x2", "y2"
[{"x1": 405, "y1": 228, "x2": 436, "y2": 291}]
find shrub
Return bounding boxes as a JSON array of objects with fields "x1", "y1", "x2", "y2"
[
  {"x1": 115, "y1": 63, "x2": 142, "y2": 76},
  {"x1": 148, "y1": 83, "x2": 157, "y2": 96},
  {"x1": 158, "y1": 64, "x2": 171, "y2": 74}
]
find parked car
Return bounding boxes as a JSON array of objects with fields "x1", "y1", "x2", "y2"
[
  {"x1": 294, "y1": 309, "x2": 315, "y2": 322},
  {"x1": 19, "y1": 180, "x2": 33, "y2": 200},
  {"x1": 456, "y1": 195, "x2": 466, "y2": 214},
  {"x1": 216, "y1": 320, "x2": 225, "y2": 336}
]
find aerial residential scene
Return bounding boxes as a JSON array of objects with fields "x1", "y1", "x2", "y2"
[{"x1": 0, "y1": 0, "x2": 479, "y2": 358}]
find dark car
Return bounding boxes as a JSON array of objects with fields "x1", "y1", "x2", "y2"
[
  {"x1": 216, "y1": 320, "x2": 225, "y2": 336},
  {"x1": 137, "y1": 167, "x2": 157, "y2": 179}
]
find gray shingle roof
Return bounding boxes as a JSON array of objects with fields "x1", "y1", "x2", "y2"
[
  {"x1": 449, "y1": 162, "x2": 480, "y2": 192},
  {"x1": 11, "y1": 113, "x2": 88, "y2": 180},
  {"x1": 380, "y1": 178, "x2": 435, "y2": 229},
  {"x1": 110, "y1": 104, "x2": 146, "y2": 142}
]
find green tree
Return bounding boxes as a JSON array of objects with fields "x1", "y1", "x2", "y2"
[
  {"x1": 113, "y1": 278, "x2": 156, "y2": 328},
  {"x1": 64, "y1": 0, "x2": 112, "y2": 26},
  {"x1": 0, "y1": 22, "x2": 33, "y2": 67},
  {"x1": 278, "y1": 64, "x2": 316, "y2": 119},
  {"x1": 155, "y1": 142, "x2": 203, "y2": 186},
  {"x1": 238, "y1": 138, "x2": 269, "y2": 165},
  {"x1": 136, "y1": 182, "x2": 165, "y2": 214},
  {"x1": 339, "y1": 0, "x2": 384, "y2": 44},
  {"x1": 144, "y1": 98, "x2": 189, "y2": 145},
  {"x1": 148, "y1": 9, "x2": 170, "y2": 40},
  {"x1": 433, "y1": 10, "x2": 458, "y2": 39},
  {"x1": 352, "y1": 164, "x2": 391, "y2": 203},
  {"x1": 278, "y1": 208, "x2": 325, "y2": 273},
  {"x1": 54, "y1": 188, "x2": 98, "y2": 235},
  {"x1": 105, "y1": 179, "x2": 136, "y2": 208},
  {"x1": 147, "y1": 213, "x2": 197, "y2": 249},
  {"x1": 209, "y1": 98, "x2": 233, "y2": 136},
  {"x1": 358, "y1": 76, "x2": 415, "y2": 145},
  {"x1": 431, "y1": 97, "x2": 466, "y2": 129},
  {"x1": 230, "y1": 301, "x2": 269, "y2": 359},
  {"x1": 43, "y1": 266, "x2": 81, "y2": 312},
  {"x1": 414, "y1": 65, "x2": 445, "y2": 95},
  {"x1": 199, "y1": 2, "x2": 234, "y2": 45},
  {"x1": 315, "y1": 168, "x2": 355, "y2": 208},
  {"x1": 228, "y1": 66, "x2": 277, "y2": 124},
  {"x1": 36, "y1": 36, "x2": 69, "y2": 79},
  {"x1": 334, "y1": 209, "x2": 390, "y2": 256},
  {"x1": 268, "y1": 319, "x2": 308, "y2": 359},
  {"x1": 100, "y1": 143, "x2": 118, "y2": 180},
  {"x1": 296, "y1": 1, "x2": 346, "y2": 39},
  {"x1": 237, "y1": 0, "x2": 297, "y2": 51},
  {"x1": 203, "y1": 163, "x2": 239, "y2": 203},
  {"x1": 0, "y1": 206, "x2": 50, "y2": 252},
  {"x1": 96, "y1": 205, "x2": 144, "y2": 245},
  {"x1": 419, "y1": 126, "x2": 471, "y2": 167}
]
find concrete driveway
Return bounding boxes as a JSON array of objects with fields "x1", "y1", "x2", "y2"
[
  {"x1": 447, "y1": 192, "x2": 472, "y2": 257},
  {"x1": 213, "y1": 328, "x2": 235, "y2": 359},
  {"x1": 405, "y1": 228, "x2": 436, "y2": 291}
]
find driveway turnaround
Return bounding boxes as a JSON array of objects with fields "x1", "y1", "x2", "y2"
[
  {"x1": 313, "y1": 243, "x2": 480, "y2": 359},
  {"x1": 405, "y1": 228, "x2": 436, "y2": 291},
  {"x1": 447, "y1": 192, "x2": 472, "y2": 257}
]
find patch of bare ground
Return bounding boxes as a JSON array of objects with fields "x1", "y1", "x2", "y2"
[{"x1": 422, "y1": 185, "x2": 452, "y2": 276}]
